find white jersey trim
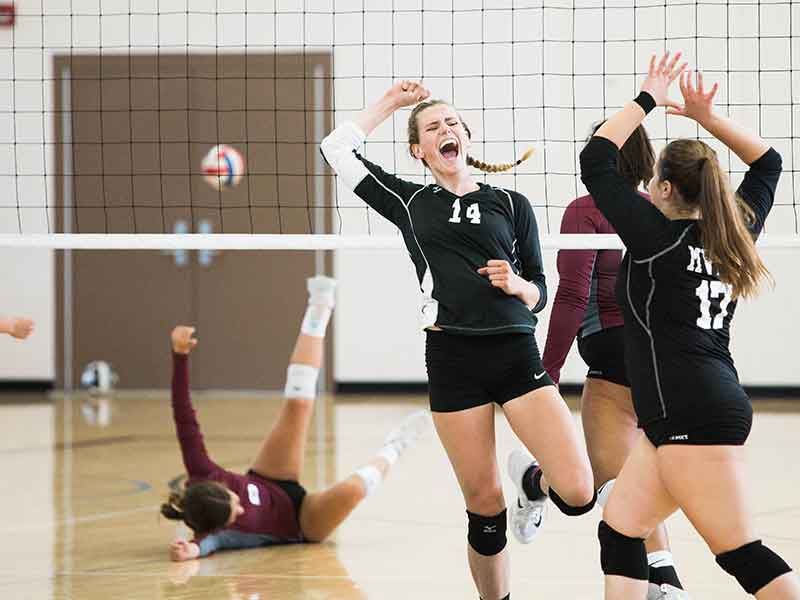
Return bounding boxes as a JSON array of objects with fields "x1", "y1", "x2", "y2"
[
  {"x1": 625, "y1": 254, "x2": 666, "y2": 417},
  {"x1": 321, "y1": 121, "x2": 438, "y2": 329},
  {"x1": 319, "y1": 121, "x2": 370, "y2": 191},
  {"x1": 442, "y1": 324, "x2": 536, "y2": 333},
  {"x1": 645, "y1": 261, "x2": 667, "y2": 418},
  {"x1": 364, "y1": 175, "x2": 438, "y2": 329},
  {"x1": 633, "y1": 225, "x2": 693, "y2": 264},
  {"x1": 626, "y1": 226, "x2": 694, "y2": 419}
]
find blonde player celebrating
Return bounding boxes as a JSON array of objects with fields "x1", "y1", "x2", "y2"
[
  {"x1": 581, "y1": 52, "x2": 799, "y2": 599},
  {"x1": 162, "y1": 276, "x2": 430, "y2": 560},
  {"x1": 0, "y1": 316, "x2": 34, "y2": 339},
  {"x1": 321, "y1": 83, "x2": 595, "y2": 600}
]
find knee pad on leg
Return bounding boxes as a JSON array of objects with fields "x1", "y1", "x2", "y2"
[
  {"x1": 549, "y1": 487, "x2": 597, "y2": 516},
  {"x1": 598, "y1": 520, "x2": 648, "y2": 580},
  {"x1": 283, "y1": 364, "x2": 319, "y2": 401},
  {"x1": 716, "y1": 540, "x2": 792, "y2": 595},
  {"x1": 467, "y1": 509, "x2": 507, "y2": 556}
]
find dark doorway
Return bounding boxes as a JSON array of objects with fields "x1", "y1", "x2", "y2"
[{"x1": 53, "y1": 53, "x2": 334, "y2": 389}]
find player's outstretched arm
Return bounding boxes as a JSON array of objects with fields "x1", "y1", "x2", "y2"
[
  {"x1": 668, "y1": 70, "x2": 769, "y2": 166},
  {"x1": 171, "y1": 326, "x2": 197, "y2": 355},
  {"x1": 594, "y1": 52, "x2": 685, "y2": 149}
]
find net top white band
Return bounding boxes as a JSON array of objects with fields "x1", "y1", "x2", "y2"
[{"x1": 1, "y1": 234, "x2": 798, "y2": 250}]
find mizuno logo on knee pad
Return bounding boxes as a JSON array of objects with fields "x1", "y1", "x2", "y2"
[{"x1": 467, "y1": 509, "x2": 508, "y2": 557}]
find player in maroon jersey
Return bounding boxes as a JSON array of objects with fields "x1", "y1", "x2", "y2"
[{"x1": 162, "y1": 276, "x2": 430, "y2": 560}]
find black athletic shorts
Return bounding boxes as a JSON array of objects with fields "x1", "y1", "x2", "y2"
[
  {"x1": 642, "y1": 398, "x2": 753, "y2": 447},
  {"x1": 425, "y1": 330, "x2": 554, "y2": 413},
  {"x1": 577, "y1": 326, "x2": 629, "y2": 387}
]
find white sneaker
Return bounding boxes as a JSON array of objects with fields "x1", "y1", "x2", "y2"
[
  {"x1": 507, "y1": 449, "x2": 547, "y2": 544},
  {"x1": 307, "y1": 275, "x2": 337, "y2": 309},
  {"x1": 384, "y1": 409, "x2": 432, "y2": 455},
  {"x1": 648, "y1": 583, "x2": 691, "y2": 600}
]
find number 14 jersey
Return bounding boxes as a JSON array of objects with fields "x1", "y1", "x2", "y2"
[
  {"x1": 581, "y1": 136, "x2": 782, "y2": 426},
  {"x1": 321, "y1": 121, "x2": 548, "y2": 335}
]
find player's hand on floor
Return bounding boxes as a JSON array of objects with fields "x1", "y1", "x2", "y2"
[
  {"x1": 169, "y1": 539, "x2": 200, "y2": 562},
  {"x1": 171, "y1": 326, "x2": 198, "y2": 355}
]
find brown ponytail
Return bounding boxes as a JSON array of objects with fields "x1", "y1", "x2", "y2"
[
  {"x1": 160, "y1": 490, "x2": 186, "y2": 521},
  {"x1": 159, "y1": 481, "x2": 232, "y2": 536},
  {"x1": 407, "y1": 99, "x2": 534, "y2": 173},
  {"x1": 658, "y1": 139, "x2": 771, "y2": 299}
]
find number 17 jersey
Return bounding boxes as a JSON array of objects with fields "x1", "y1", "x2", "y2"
[{"x1": 581, "y1": 137, "x2": 782, "y2": 426}]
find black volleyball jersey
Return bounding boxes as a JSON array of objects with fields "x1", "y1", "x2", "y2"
[
  {"x1": 321, "y1": 121, "x2": 547, "y2": 335},
  {"x1": 580, "y1": 136, "x2": 781, "y2": 425}
]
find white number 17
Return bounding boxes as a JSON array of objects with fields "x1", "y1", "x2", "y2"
[{"x1": 695, "y1": 280, "x2": 732, "y2": 330}]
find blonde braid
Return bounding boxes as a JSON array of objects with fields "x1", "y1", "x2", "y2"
[{"x1": 467, "y1": 148, "x2": 535, "y2": 173}]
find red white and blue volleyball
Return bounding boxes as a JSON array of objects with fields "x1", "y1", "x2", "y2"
[{"x1": 202, "y1": 144, "x2": 245, "y2": 189}]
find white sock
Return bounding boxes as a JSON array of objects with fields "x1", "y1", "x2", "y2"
[
  {"x1": 378, "y1": 444, "x2": 400, "y2": 466},
  {"x1": 300, "y1": 303, "x2": 332, "y2": 338},
  {"x1": 597, "y1": 478, "x2": 615, "y2": 508},
  {"x1": 647, "y1": 550, "x2": 675, "y2": 568},
  {"x1": 354, "y1": 465, "x2": 383, "y2": 497}
]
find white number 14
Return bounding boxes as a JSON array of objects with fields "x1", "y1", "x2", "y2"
[{"x1": 448, "y1": 199, "x2": 481, "y2": 224}]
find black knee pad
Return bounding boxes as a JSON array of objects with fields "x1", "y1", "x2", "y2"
[
  {"x1": 598, "y1": 520, "x2": 648, "y2": 580},
  {"x1": 550, "y1": 487, "x2": 597, "y2": 516},
  {"x1": 716, "y1": 540, "x2": 792, "y2": 595},
  {"x1": 467, "y1": 509, "x2": 507, "y2": 556}
]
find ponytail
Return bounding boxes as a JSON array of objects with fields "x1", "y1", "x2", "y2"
[
  {"x1": 160, "y1": 491, "x2": 186, "y2": 522},
  {"x1": 467, "y1": 148, "x2": 535, "y2": 173},
  {"x1": 660, "y1": 139, "x2": 771, "y2": 300},
  {"x1": 695, "y1": 156, "x2": 771, "y2": 299}
]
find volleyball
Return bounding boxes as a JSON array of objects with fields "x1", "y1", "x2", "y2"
[
  {"x1": 80, "y1": 360, "x2": 118, "y2": 394},
  {"x1": 202, "y1": 144, "x2": 245, "y2": 190}
]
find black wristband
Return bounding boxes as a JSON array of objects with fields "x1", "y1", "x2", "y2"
[{"x1": 633, "y1": 91, "x2": 656, "y2": 114}]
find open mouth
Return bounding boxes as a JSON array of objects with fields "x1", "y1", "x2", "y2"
[{"x1": 439, "y1": 139, "x2": 459, "y2": 161}]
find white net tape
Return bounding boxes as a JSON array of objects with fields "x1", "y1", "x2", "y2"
[{"x1": 1, "y1": 233, "x2": 799, "y2": 250}]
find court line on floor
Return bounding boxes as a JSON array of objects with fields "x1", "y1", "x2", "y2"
[
  {"x1": 0, "y1": 505, "x2": 156, "y2": 534},
  {"x1": 51, "y1": 570, "x2": 602, "y2": 586}
]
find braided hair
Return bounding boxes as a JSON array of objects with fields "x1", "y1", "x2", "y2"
[{"x1": 466, "y1": 149, "x2": 535, "y2": 173}]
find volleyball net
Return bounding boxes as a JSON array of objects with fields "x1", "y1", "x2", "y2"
[{"x1": 1, "y1": 1, "x2": 798, "y2": 249}]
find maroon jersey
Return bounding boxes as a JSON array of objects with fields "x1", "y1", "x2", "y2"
[
  {"x1": 171, "y1": 353, "x2": 303, "y2": 543},
  {"x1": 542, "y1": 195, "x2": 628, "y2": 384}
]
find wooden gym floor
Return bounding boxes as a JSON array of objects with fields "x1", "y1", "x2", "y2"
[{"x1": 1, "y1": 391, "x2": 798, "y2": 599}]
